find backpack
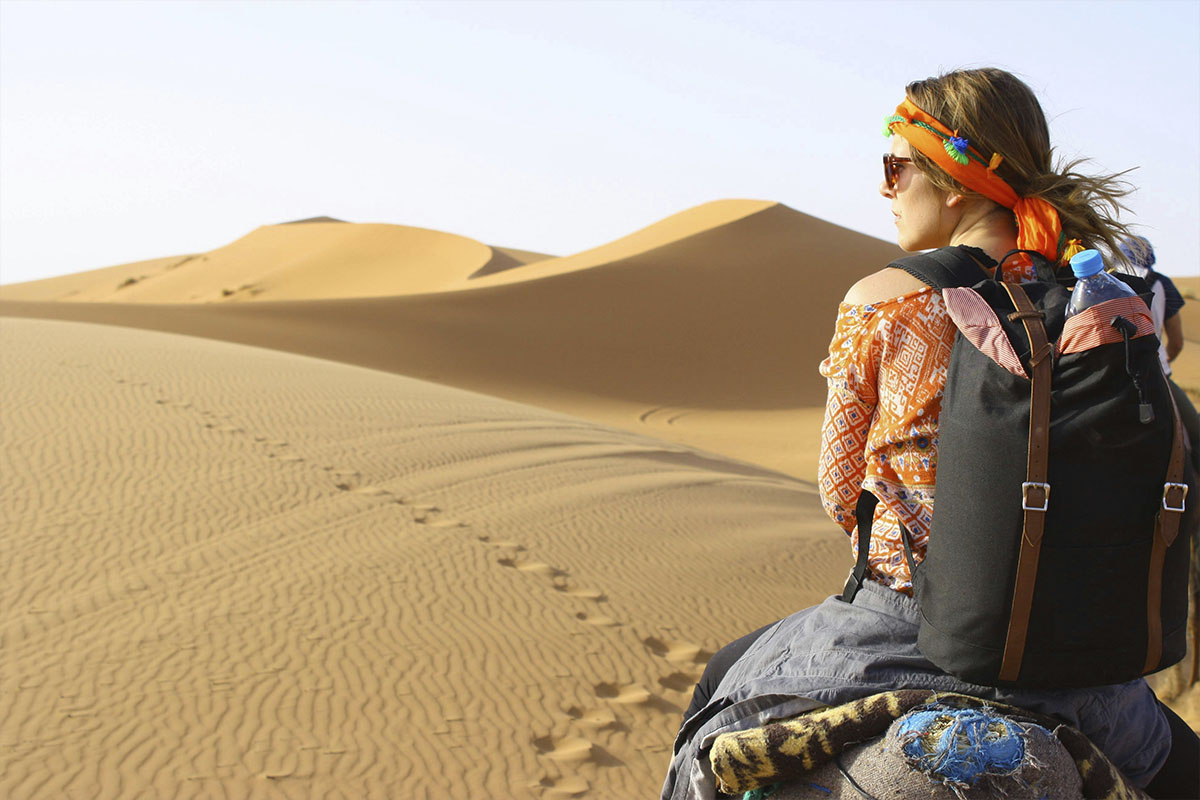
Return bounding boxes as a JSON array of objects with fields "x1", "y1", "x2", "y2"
[{"x1": 841, "y1": 246, "x2": 1195, "y2": 689}]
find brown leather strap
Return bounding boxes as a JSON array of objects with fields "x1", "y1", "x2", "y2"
[
  {"x1": 1144, "y1": 386, "x2": 1188, "y2": 673},
  {"x1": 998, "y1": 283, "x2": 1054, "y2": 682}
]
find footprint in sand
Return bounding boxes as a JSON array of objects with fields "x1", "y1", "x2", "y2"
[
  {"x1": 494, "y1": 554, "x2": 609, "y2": 606},
  {"x1": 532, "y1": 735, "x2": 594, "y2": 764},
  {"x1": 575, "y1": 611, "x2": 620, "y2": 627},
  {"x1": 658, "y1": 671, "x2": 699, "y2": 693},
  {"x1": 328, "y1": 485, "x2": 467, "y2": 526},
  {"x1": 260, "y1": 441, "x2": 290, "y2": 457},
  {"x1": 643, "y1": 636, "x2": 712, "y2": 666},
  {"x1": 329, "y1": 470, "x2": 360, "y2": 489},
  {"x1": 476, "y1": 535, "x2": 525, "y2": 552},
  {"x1": 557, "y1": 585, "x2": 607, "y2": 602},
  {"x1": 497, "y1": 558, "x2": 562, "y2": 578},
  {"x1": 593, "y1": 682, "x2": 652, "y2": 705},
  {"x1": 566, "y1": 705, "x2": 621, "y2": 732},
  {"x1": 410, "y1": 505, "x2": 468, "y2": 528},
  {"x1": 593, "y1": 681, "x2": 681, "y2": 714},
  {"x1": 420, "y1": 518, "x2": 468, "y2": 528}
]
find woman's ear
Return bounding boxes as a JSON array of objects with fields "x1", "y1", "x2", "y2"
[{"x1": 945, "y1": 192, "x2": 966, "y2": 208}]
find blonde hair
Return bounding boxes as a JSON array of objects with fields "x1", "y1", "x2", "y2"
[{"x1": 905, "y1": 68, "x2": 1136, "y2": 266}]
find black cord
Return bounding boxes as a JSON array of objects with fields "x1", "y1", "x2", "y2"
[
  {"x1": 1111, "y1": 315, "x2": 1154, "y2": 423},
  {"x1": 834, "y1": 752, "x2": 882, "y2": 800}
]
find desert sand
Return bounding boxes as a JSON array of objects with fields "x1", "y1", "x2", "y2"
[{"x1": 2, "y1": 202, "x2": 1197, "y2": 799}]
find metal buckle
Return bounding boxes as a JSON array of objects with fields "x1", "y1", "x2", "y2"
[
  {"x1": 1163, "y1": 482, "x2": 1189, "y2": 513},
  {"x1": 1022, "y1": 482, "x2": 1050, "y2": 512}
]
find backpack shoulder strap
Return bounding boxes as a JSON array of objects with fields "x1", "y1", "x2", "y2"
[
  {"x1": 840, "y1": 247, "x2": 990, "y2": 605},
  {"x1": 840, "y1": 247, "x2": 993, "y2": 605},
  {"x1": 996, "y1": 281, "x2": 1054, "y2": 682},
  {"x1": 889, "y1": 247, "x2": 992, "y2": 290}
]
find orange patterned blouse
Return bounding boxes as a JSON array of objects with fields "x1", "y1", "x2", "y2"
[{"x1": 817, "y1": 251, "x2": 1034, "y2": 593}]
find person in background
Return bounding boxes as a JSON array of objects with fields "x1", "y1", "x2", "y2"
[
  {"x1": 1117, "y1": 236, "x2": 1200, "y2": 473},
  {"x1": 1118, "y1": 236, "x2": 1186, "y2": 371}
]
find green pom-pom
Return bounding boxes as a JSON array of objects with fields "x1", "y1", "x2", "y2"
[
  {"x1": 943, "y1": 138, "x2": 970, "y2": 165},
  {"x1": 744, "y1": 786, "x2": 781, "y2": 800},
  {"x1": 882, "y1": 114, "x2": 903, "y2": 137}
]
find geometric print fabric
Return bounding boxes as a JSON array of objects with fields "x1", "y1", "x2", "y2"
[{"x1": 818, "y1": 286, "x2": 958, "y2": 593}]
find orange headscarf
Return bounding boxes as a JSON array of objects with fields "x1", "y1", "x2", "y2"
[{"x1": 885, "y1": 98, "x2": 1078, "y2": 265}]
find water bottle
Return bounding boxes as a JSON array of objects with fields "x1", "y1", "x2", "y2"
[{"x1": 1064, "y1": 249, "x2": 1135, "y2": 319}]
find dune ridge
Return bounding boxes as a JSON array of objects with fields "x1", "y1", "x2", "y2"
[{"x1": 455, "y1": 198, "x2": 779, "y2": 288}]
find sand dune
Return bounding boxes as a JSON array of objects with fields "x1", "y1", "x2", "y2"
[
  {"x1": 0, "y1": 221, "x2": 552, "y2": 304},
  {"x1": 1, "y1": 318, "x2": 840, "y2": 799},
  {"x1": 0, "y1": 202, "x2": 901, "y2": 477}
]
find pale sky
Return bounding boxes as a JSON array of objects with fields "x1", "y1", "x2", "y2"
[{"x1": 2, "y1": 0, "x2": 1198, "y2": 285}]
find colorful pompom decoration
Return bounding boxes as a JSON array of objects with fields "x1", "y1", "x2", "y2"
[
  {"x1": 944, "y1": 135, "x2": 970, "y2": 165},
  {"x1": 1061, "y1": 238, "x2": 1086, "y2": 264},
  {"x1": 882, "y1": 114, "x2": 904, "y2": 137}
]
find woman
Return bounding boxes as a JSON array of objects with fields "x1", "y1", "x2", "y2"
[{"x1": 662, "y1": 68, "x2": 1198, "y2": 799}]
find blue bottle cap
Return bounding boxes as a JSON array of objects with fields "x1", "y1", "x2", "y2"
[{"x1": 1070, "y1": 249, "x2": 1104, "y2": 278}]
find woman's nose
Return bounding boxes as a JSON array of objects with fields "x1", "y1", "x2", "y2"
[{"x1": 879, "y1": 180, "x2": 895, "y2": 199}]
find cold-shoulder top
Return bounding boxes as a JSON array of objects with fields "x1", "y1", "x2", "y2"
[{"x1": 817, "y1": 247, "x2": 1033, "y2": 593}]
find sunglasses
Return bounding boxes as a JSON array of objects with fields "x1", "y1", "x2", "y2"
[{"x1": 883, "y1": 154, "x2": 913, "y2": 190}]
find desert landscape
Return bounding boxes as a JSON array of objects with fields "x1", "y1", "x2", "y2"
[{"x1": 2, "y1": 201, "x2": 1197, "y2": 799}]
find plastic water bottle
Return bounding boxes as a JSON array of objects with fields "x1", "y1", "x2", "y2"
[{"x1": 1064, "y1": 249, "x2": 1135, "y2": 319}]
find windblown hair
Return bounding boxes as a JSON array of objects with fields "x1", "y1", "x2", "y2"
[{"x1": 905, "y1": 68, "x2": 1136, "y2": 265}]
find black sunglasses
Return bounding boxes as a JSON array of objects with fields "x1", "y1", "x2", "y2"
[{"x1": 883, "y1": 154, "x2": 913, "y2": 190}]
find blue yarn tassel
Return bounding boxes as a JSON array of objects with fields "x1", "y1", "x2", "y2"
[{"x1": 897, "y1": 708, "x2": 1026, "y2": 787}]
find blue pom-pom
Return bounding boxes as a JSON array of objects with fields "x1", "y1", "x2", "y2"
[
  {"x1": 943, "y1": 137, "x2": 970, "y2": 165},
  {"x1": 897, "y1": 708, "x2": 1026, "y2": 786}
]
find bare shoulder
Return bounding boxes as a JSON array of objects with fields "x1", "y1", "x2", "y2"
[{"x1": 843, "y1": 267, "x2": 930, "y2": 306}]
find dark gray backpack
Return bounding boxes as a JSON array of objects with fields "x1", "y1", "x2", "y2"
[{"x1": 842, "y1": 247, "x2": 1194, "y2": 688}]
